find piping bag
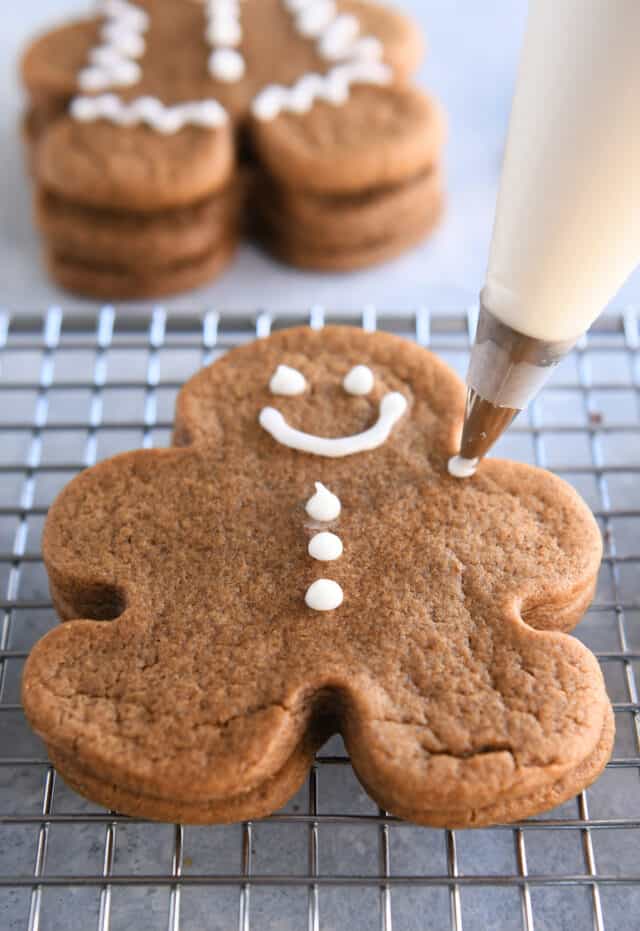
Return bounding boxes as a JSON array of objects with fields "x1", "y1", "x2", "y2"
[{"x1": 451, "y1": 0, "x2": 640, "y2": 478}]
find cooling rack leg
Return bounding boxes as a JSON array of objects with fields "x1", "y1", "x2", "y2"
[{"x1": 307, "y1": 764, "x2": 319, "y2": 931}]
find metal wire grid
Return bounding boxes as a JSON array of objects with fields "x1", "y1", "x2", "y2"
[{"x1": 0, "y1": 307, "x2": 638, "y2": 931}]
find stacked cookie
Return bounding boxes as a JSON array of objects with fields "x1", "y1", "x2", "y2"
[
  {"x1": 252, "y1": 83, "x2": 446, "y2": 270},
  {"x1": 21, "y1": 0, "x2": 445, "y2": 299},
  {"x1": 32, "y1": 121, "x2": 243, "y2": 299}
]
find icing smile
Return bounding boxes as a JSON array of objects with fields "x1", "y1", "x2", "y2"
[{"x1": 259, "y1": 392, "x2": 408, "y2": 457}]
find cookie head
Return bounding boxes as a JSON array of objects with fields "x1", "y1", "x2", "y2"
[{"x1": 173, "y1": 326, "x2": 464, "y2": 464}]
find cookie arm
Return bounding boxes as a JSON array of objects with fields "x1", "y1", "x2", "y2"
[
  {"x1": 463, "y1": 459, "x2": 603, "y2": 633},
  {"x1": 21, "y1": 20, "x2": 100, "y2": 103}
]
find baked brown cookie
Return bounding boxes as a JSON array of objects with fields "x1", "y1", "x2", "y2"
[
  {"x1": 47, "y1": 238, "x2": 237, "y2": 300},
  {"x1": 23, "y1": 326, "x2": 612, "y2": 826},
  {"x1": 21, "y1": 0, "x2": 445, "y2": 298},
  {"x1": 36, "y1": 182, "x2": 244, "y2": 266},
  {"x1": 261, "y1": 184, "x2": 445, "y2": 271}
]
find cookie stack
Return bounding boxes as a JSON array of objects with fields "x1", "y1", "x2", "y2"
[
  {"x1": 252, "y1": 84, "x2": 446, "y2": 270},
  {"x1": 29, "y1": 118, "x2": 243, "y2": 299},
  {"x1": 21, "y1": 0, "x2": 445, "y2": 299}
]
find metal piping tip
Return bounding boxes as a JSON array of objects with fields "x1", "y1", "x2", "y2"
[
  {"x1": 451, "y1": 301, "x2": 578, "y2": 470},
  {"x1": 459, "y1": 387, "x2": 519, "y2": 461}
]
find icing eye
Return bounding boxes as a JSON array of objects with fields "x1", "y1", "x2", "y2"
[
  {"x1": 269, "y1": 364, "x2": 307, "y2": 396},
  {"x1": 343, "y1": 365, "x2": 374, "y2": 396}
]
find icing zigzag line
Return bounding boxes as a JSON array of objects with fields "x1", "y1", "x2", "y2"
[
  {"x1": 252, "y1": 60, "x2": 392, "y2": 121},
  {"x1": 71, "y1": 94, "x2": 229, "y2": 132},
  {"x1": 78, "y1": 0, "x2": 148, "y2": 92}
]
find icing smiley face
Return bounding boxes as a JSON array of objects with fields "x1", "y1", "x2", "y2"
[{"x1": 260, "y1": 363, "x2": 408, "y2": 457}]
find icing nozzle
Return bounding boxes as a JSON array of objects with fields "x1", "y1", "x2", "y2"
[
  {"x1": 459, "y1": 388, "x2": 518, "y2": 462},
  {"x1": 458, "y1": 301, "x2": 577, "y2": 465}
]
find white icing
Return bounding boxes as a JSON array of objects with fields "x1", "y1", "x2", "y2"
[
  {"x1": 285, "y1": 0, "x2": 384, "y2": 69},
  {"x1": 269, "y1": 364, "x2": 307, "y2": 396},
  {"x1": 296, "y1": 0, "x2": 336, "y2": 37},
  {"x1": 207, "y1": 18, "x2": 242, "y2": 46},
  {"x1": 318, "y1": 13, "x2": 360, "y2": 60},
  {"x1": 206, "y1": 0, "x2": 246, "y2": 83},
  {"x1": 100, "y1": 23, "x2": 146, "y2": 57},
  {"x1": 259, "y1": 392, "x2": 407, "y2": 457},
  {"x1": 251, "y1": 60, "x2": 391, "y2": 120},
  {"x1": 70, "y1": 94, "x2": 228, "y2": 132},
  {"x1": 251, "y1": 0, "x2": 388, "y2": 120},
  {"x1": 78, "y1": 0, "x2": 147, "y2": 92},
  {"x1": 284, "y1": 0, "x2": 315, "y2": 12},
  {"x1": 447, "y1": 455, "x2": 479, "y2": 479},
  {"x1": 308, "y1": 531, "x2": 343, "y2": 561},
  {"x1": 73, "y1": 0, "x2": 231, "y2": 130},
  {"x1": 209, "y1": 48, "x2": 245, "y2": 82},
  {"x1": 103, "y1": 0, "x2": 149, "y2": 30},
  {"x1": 343, "y1": 365, "x2": 374, "y2": 396},
  {"x1": 350, "y1": 35, "x2": 384, "y2": 62},
  {"x1": 305, "y1": 578, "x2": 344, "y2": 611},
  {"x1": 306, "y1": 482, "x2": 341, "y2": 521}
]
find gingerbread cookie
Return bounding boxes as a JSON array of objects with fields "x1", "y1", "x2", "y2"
[
  {"x1": 23, "y1": 327, "x2": 612, "y2": 826},
  {"x1": 21, "y1": 0, "x2": 445, "y2": 298}
]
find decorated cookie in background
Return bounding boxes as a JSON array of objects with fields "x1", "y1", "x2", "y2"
[
  {"x1": 20, "y1": 0, "x2": 445, "y2": 298},
  {"x1": 23, "y1": 327, "x2": 612, "y2": 826}
]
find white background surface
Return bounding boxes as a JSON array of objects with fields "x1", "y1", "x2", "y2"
[{"x1": 2, "y1": 0, "x2": 639, "y2": 314}]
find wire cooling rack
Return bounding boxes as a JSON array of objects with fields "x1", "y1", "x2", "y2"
[{"x1": 0, "y1": 307, "x2": 638, "y2": 931}]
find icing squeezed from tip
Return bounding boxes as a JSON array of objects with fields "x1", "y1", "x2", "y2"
[
  {"x1": 306, "y1": 482, "x2": 341, "y2": 522},
  {"x1": 447, "y1": 455, "x2": 479, "y2": 479},
  {"x1": 305, "y1": 578, "x2": 344, "y2": 611},
  {"x1": 269, "y1": 364, "x2": 307, "y2": 396}
]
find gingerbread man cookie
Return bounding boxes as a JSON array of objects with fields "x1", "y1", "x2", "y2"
[
  {"x1": 21, "y1": 0, "x2": 445, "y2": 298},
  {"x1": 23, "y1": 327, "x2": 613, "y2": 826}
]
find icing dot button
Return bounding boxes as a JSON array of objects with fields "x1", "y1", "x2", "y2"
[
  {"x1": 343, "y1": 364, "x2": 374, "y2": 396},
  {"x1": 269, "y1": 364, "x2": 307, "y2": 396},
  {"x1": 308, "y1": 531, "x2": 343, "y2": 562},
  {"x1": 209, "y1": 48, "x2": 245, "y2": 82},
  {"x1": 305, "y1": 579, "x2": 344, "y2": 612},
  {"x1": 306, "y1": 482, "x2": 341, "y2": 522}
]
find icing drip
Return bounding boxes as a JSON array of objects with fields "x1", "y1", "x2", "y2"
[
  {"x1": 343, "y1": 365, "x2": 374, "y2": 396},
  {"x1": 305, "y1": 578, "x2": 344, "y2": 611},
  {"x1": 447, "y1": 455, "x2": 479, "y2": 479},
  {"x1": 70, "y1": 94, "x2": 228, "y2": 132},
  {"x1": 306, "y1": 482, "x2": 341, "y2": 521},
  {"x1": 269, "y1": 364, "x2": 307, "y2": 396},
  {"x1": 206, "y1": 0, "x2": 246, "y2": 83},
  {"x1": 259, "y1": 391, "x2": 406, "y2": 457},
  {"x1": 308, "y1": 531, "x2": 343, "y2": 561},
  {"x1": 78, "y1": 0, "x2": 148, "y2": 92},
  {"x1": 252, "y1": 60, "x2": 391, "y2": 120}
]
